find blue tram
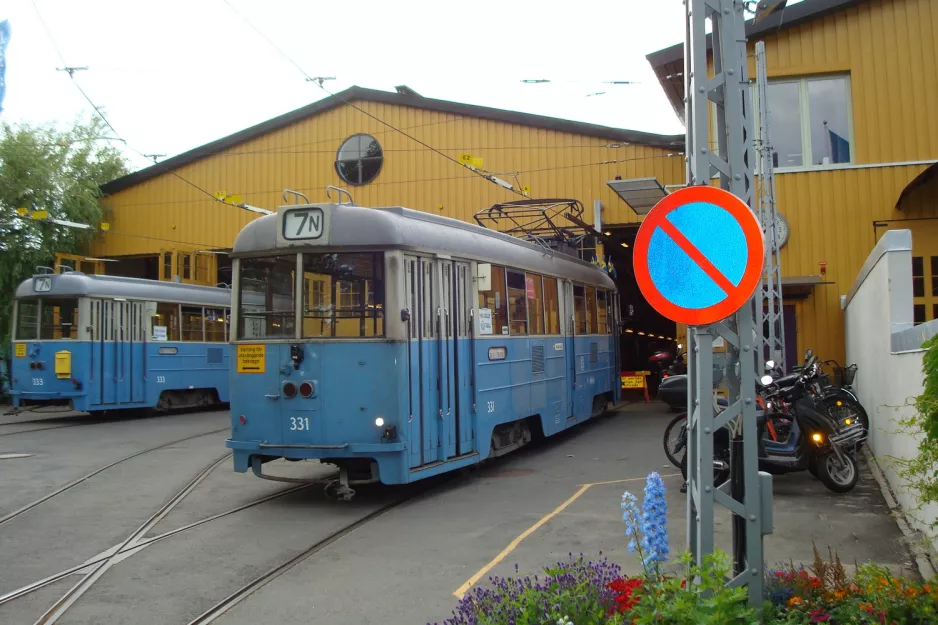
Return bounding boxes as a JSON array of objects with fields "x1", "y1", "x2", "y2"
[
  {"x1": 226, "y1": 201, "x2": 622, "y2": 498},
  {"x1": 10, "y1": 271, "x2": 232, "y2": 413}
]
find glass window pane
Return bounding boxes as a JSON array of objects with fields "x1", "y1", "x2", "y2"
[
  {"x1": 39, "y1": 298, "x2": 79, "y2": 340},
  {"x1": 152, "y1": 302, "x2": 180, "y2": 341},
  {"x1": 767, "y1": 81, "x2": 803, "y2": 167},
  {"x1": 302, "y1": 253, "x2": 384, "y2": 338},
  {"x1": 527, "y1": 274, "x2": 545, "y2": 335},
  {"x1": 335, "y1": 134, "x2": 383, "y2": 186},
  {"x1": 586, "y1": 287, "x2": 597, "y2": 334},
  {"x1": 205, "y1": 308, "x2": 226, "y2": 342},
  {"x1": 181, "y1": 306, "x2": 203, "y2": 341},
  {"x1": 238, "y1": 255, "x2": 297, "y2": 339},
  {"x1": 507, "y1": 270, "x2": 527, "y2": 335},
  {"x1": 479, "y1": 266, "x2": 508, "y2": 335},
  {"x1": 163, "y1": 252, "x2": 172, "y2": 280},
  {"x1": 597, "y1": 290, "x2": 608, "y2": 334},
  {"x1": 914, "y1": 304, "x2": 925, "y2": 325},
  {"x1": 808, "y1": 77, "x2": 851, "y2": 165},
  {"x1": 913, "y1": 256, "x2": 925, "y2": 298},
  {"x1": 543, "y1": 277, "x2": 560, "y2": 335},
  {"x1": 574, "y1": 285, "x2": 587, "y2": 334},
  {"x1": 15, "y1": 300, "x2": 39, "y2": 340}
]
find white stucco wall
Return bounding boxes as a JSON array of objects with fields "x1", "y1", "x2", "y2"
[{"x1": 844, "y1": 229, "x2": 938, "y2": 553}]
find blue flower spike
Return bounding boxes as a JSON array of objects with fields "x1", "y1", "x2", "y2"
[{"x1": 640, "y1": 472, "x2": 670, "y2": 567}]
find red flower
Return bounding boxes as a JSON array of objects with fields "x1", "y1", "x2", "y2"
[
  {"x1": 808, "y1": 609, "x2": 831, "y2": 623},
  {"x1": 607, "y1": 577, "x2": 644, "y2": 614}
]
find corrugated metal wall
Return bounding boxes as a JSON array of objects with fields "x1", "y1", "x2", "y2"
[{"x1": 94, "y1": 102, "x2": 684, "y2": 259}]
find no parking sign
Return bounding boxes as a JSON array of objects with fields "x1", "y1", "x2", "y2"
[{"x1": 632, "y1": 186, "x2": 764, "y2": 326}]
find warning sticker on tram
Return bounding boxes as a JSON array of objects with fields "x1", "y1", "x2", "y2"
[
  {"x1": 14, "y1": 344, "x2": 25, "y2": 357},
  {"x1": 237, "y1": 345, "x2": 266, "y2": 374}
]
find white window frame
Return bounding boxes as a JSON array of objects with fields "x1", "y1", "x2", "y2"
[{"x1": 710, "y1": 73, "x2": 855, "y2": 173}]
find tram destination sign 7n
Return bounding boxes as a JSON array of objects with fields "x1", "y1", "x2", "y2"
[
  {"x1": 632, "y1": 186, "x2": 764, "y2": 327},
  {"x1": 276, "y1": 203, "x2": 334, "y2": 247}
]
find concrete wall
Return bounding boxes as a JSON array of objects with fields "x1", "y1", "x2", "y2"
[{"x1": 843, "y1": 229, "x2": 938, "y2": 553}]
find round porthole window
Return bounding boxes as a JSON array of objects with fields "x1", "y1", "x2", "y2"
[{"x1": 335, "y1": 133, "x2": 383, "y2": 186}]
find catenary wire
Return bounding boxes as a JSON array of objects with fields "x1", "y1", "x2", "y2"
[
  {"x1": 104, "y1": 152, "x2": 685, "y2": 210},
  {"x1": 29, "y1": 1, "x2": 251, "y2": 210},
  {"x1": 219, "y1": 0, "x2": 528, "y2": 198}
]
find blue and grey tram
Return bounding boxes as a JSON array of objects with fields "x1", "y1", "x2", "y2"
[
  {"x1": 10, "y1": 270, "x2": 233, "y2": 413},
  {"x1": 226, "y1": 201, "x2": 622, "y2": 498}
]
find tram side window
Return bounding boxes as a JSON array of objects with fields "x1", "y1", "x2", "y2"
[
  {"x1": 152, "y1": 303, "x2": 180, "y2": 341},
  {"x1": 574, "y1": 285, "x2": 587, "y2": 334},
  {"x1": 478, "y1": 265, "x2": 508, "y2": 335},
  {"x1": 239, "y1": 255, "x2": 297, "y2": 339},
  {"x1": 39, "y1": 298, "x2": 79, "y2": 340},
  {"x1": 543, "y1": 277, "x2": 560, "y2": 335},
  {"x1": 301, "y1": 252, "x2": 384, "y2": 338},
  {"x1": 526, "y1": 274, "x2": 545, "y2": 335},
  {"x1": 14, "y1": 300, "x2": 39, "y2": 340},
  {"x1": 586, "y1": 286, "x2": 597, "y2": 334},
  {"x1": 204, "y1": 308, "x2": 226, "y2": 342},
  {"x1": 181, "y1": 306, "x2": 204, "y2": 341},
  {"x1": 506, "y1": 270, "x2": 528, "y2": 335},
  {"x1": 597, "y1": 290, "x2": 608, "y2": 334}
]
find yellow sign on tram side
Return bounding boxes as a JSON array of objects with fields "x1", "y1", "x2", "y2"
[
  {"x1": 14, "y1": 343, "x2": 26, "y2": 357},
  {"x1": 237, "y1": 344, "x2": 266, "y2": 374}
]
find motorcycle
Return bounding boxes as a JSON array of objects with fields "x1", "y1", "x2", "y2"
[
  {"x1": 665, "y1": 350, "x2": 867, "y2": 494},
  {"x1": 660, "y1": 351, "x2": 868, "y2": 441},
  {"x1": 661, "y1": 350, "x2": 687, "y2": 379}
]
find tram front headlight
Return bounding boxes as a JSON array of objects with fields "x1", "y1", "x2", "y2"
[
  {"x1": 282, "y1": 381, "x2": 297, "y2": 398},
  {"x1": 375, "y1": 417, "x2": 385, "y2": 427}
]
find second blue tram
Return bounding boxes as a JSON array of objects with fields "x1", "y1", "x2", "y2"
[
  {"x1": 10, "y1": 271, "x2": 233, "y2": 413},
  {"x1": 226, "y1": 201, "x2": 621, "y2": 498}
]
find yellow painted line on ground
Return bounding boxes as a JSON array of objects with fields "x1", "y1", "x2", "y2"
[{"x1": 453, "y1": 472, "x2": 680, "y2": 598}]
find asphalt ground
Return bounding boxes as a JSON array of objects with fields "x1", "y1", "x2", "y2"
[{"x1": 0, "y1": 402, "x2": 916, "y2": 625}]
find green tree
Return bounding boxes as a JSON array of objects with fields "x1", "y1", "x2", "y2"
[{"x1": 0, "y1": 116, "x2": 128, "y2": 393}]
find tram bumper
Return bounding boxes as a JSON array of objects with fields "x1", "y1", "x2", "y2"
[{"x1": 226, "y1": 439, "x2": 408, "y2": 483}]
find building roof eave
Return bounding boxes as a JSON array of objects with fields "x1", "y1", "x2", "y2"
[{"x1": 99, "y1": 85, "x2": 685, "y2": 196}]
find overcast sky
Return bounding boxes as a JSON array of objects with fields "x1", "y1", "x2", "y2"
[{"x1": 1, "y1": 0, "x2": 804, "y2": 172}]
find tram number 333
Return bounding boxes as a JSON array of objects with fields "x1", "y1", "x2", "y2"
[{"x1": 290, "y1": 417, "x2": 311, "y2": 431}]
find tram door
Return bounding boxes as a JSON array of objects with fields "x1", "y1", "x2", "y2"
[
  {"x1": 96, "y1": 300, "x2": 118, "y2": 405},
  {"x1": 403, "y1": 255, "x2": 463, "y2": 468},
  {"x1": 451, "y1": 261, "x2": 473, "y2": 456},
  {"x1": 128, "y1": 302, "x2": 147, "y2": 404}
]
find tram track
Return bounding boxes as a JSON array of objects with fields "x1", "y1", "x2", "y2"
[
  {"x1": 0, "y1": 427, "x2": 228, "y2": 528},
  {"x1": 30, "y1": 452, "x2": 233, "y2": 625},
  {"x1": 0, "y1": 479, "x2": 320, "y2": 608},
  {"x1": 186, "y1": 482, "x2": 436, "y2": 625}
]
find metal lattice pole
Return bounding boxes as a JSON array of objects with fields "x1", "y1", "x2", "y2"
[
  {"x1": 755, "y1": 41, "x2": 787, "y2": 372},
  {"x1": 685, "y1": 0, "x2": 772, "y2": 607}
]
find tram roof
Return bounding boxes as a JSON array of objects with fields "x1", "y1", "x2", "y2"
[
  {"x1": 14, "y1": 272, "x2": 233, "y2": 306},
  {"x1": 232, "y1": 203, "x2": 617, "y2": 289}
]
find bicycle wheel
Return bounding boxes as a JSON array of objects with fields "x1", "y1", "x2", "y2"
[{"x1": 663, "y1": 412, "x2": 688, "y2": 468}]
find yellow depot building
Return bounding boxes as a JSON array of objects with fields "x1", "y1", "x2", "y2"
[{"x1": 74, "y1": 0, "x2": 937, "y2": 371}]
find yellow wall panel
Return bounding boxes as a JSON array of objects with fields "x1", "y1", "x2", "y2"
[{"x1": 95, "y1": 99, "x2": 686, "y2": 264}]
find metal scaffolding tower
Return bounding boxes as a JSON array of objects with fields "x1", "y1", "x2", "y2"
[
  {"x1": 754, "y1": 40, "x2": 787, "y2": 372},
  {"x1": 684, "y1": 0, "x2": 773, "y2": 608}
]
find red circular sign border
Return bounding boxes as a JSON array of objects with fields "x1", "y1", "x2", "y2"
[{"x1": 632, "y1": 186, "x2": 765, "y2": 327}]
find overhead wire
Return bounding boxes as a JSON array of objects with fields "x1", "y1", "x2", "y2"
[
  {"x1": 29, "y1": 0, "x2": 251, "y2": 212},
  {"x1": 219, "y1": 0, "x2": 528, "y2": 198},
  {"x1": 107, "y1": 152, "x2": 685, "y2": 210}
]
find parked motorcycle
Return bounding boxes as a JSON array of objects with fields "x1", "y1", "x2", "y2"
[{"x1": 666, "y1": 350, "x2": 867, "y2": 494}]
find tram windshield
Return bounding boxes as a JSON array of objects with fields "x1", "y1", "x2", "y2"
[
  {"x1": 15, "y1": 298, "x2": 79, "y2": 340},
  {"x1": 237, "y1": 252, "x2": 385, "y2": 339}
]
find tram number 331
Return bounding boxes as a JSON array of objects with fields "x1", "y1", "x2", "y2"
[
  {"x1": 486, "y1": 401, "x2": 495, "y2": 413},
  {"x1": 290, "y1": 417, "x2": 311, "y2": 431}
]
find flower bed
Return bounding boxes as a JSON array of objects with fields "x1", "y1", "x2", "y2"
[{"x1": 435, "y1": 472, "x2": 938, "y2": 625}]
